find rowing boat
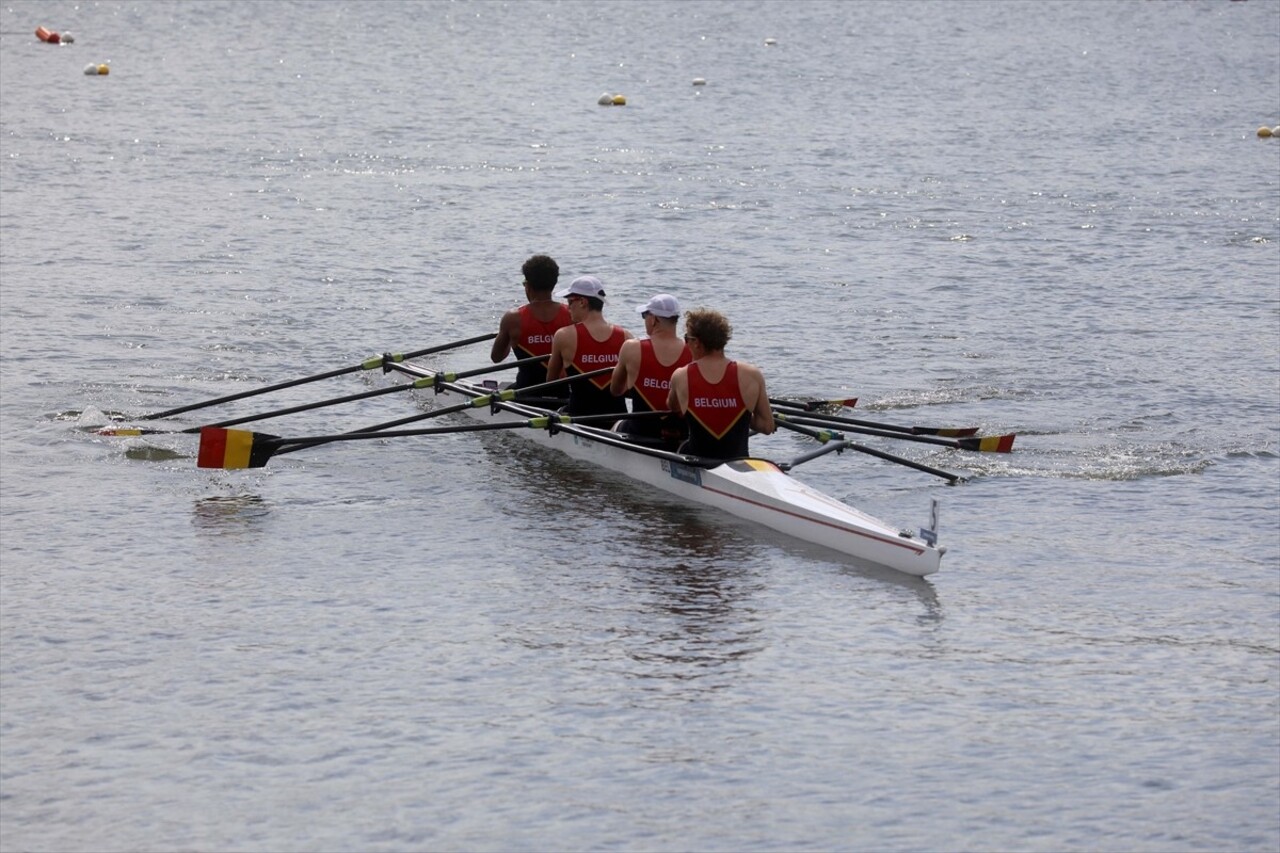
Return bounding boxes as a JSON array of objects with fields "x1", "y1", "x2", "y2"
[{"x1": 391, "y1": 362, "x2": 945, "y2": 577}]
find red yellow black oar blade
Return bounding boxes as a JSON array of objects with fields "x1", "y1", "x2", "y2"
[
  {"x1": 956, "y1": 433, "x2": 1016, "y2": 453},
  {"x1": 197, "y1": 427, "x2": 280, "y2": 469}
]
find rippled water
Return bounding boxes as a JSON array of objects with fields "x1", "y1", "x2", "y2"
[{"x1": 2, "y1": 1, "x2": 1278, "y2": 851}]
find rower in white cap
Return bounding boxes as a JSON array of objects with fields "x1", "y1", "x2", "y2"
[
  {"x1": 609, "y1": 293, "x2": 692, "y2": 448},
  {"x1": 546, "y1": 275, "x2": 634, "y2": 417}
]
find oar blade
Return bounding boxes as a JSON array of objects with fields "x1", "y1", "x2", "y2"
[
  {"x1": 957, "y1": 433, "x2": 1016, "y2": 453},
  {"x1": 913, "y1": 426, "x2": 980, "y2": 438},
  {"x1": 800, "y1": 398, "x2": 857, "y2": 411},
  {"x1": 197, "y1": 427, "x2": 278, "y2": 469}
]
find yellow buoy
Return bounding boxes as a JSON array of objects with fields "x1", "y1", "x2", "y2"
[
  {"x1": 612, "y1": 94, "x2": 626, "y2": 106},
  {"x1": 97, "y1": 64, "x2": 109, "y2": 75},
  {"x1": 1258, "y1": 126, "x2": 1273, "y2": 137}
]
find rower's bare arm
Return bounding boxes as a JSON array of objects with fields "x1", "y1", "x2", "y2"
[
  {"x1": 746, "y1": 365, "x2": 776, "y2": 434},
  {"x1": 546, "y1": 327, "x2": 571, "y2": 380},
  {"x1": 610, "y1": 339, "x2": 640, "y2": 396},
  {"x1": 668, "y1": 367, "x2": 689, "y2": 414},
  {"x1": 490, "y1": 311, "x2": 517, "y2": 363}
]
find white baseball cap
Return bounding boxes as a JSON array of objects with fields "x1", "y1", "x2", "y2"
[
  {"x1": 554, "y1": 275, "x2": 607, "y2": 300},
  {"x1": 636, "y1": 293, "x2": 680, "y2": 318}
]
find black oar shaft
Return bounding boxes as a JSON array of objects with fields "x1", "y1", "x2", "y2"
[
  {"x1": 771, "y1": 399, "x2": 917, "y2": 435},
  {"x1": 774, "y1": 418, "x2": 961, "y2": 482},
  {"x1": 837, "y1": 441, "x2": 964, "y2": 483},
  {"x1": 779, "y1": 413, "x2": 1011, "y2": 452},
  {"x1": 270, "y1": 404, "x2": 653, "y2": 460},
  {"x1": 276, "y1": 366, "x2": 612, "y2": 454},
  {"x1": 186, "y1": 354, "x2": 548, "y2": 433},
  {"x1": 205, "y1": 382, "x2": 413, "y2": 428},
  {"x1": 780, "y1": 414, "x2": 958, "y2": 449},
  {"x1": 771, "y1": 401, "x2": 979, "y2": 439},
  {"x1": 142, "y1": 332, "x2": 497, "y2": 420}
]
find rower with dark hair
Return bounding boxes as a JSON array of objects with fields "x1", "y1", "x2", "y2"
[
  {"x1": 667, "y1": 308, "x2": 775, "y2": 459},
  {"x1": 490, "y1": 254, "x2": 573, "y2": 389},
  {"x1": 545, "y1": 275, "x2": 633, "y2": 417}
]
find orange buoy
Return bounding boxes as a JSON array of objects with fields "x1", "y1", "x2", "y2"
[{"x1": 36, "y1": 26, "x2": 61, "y2": 44}]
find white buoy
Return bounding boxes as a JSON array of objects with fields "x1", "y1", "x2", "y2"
[
  {"x1": 692, "y1": 78, "x2": 706, "y2": 86},
  {"x1": 765, "y1": 37, "x2": 777, "y2": 46},
  {"x1": 598, "y1": 92, "x2": 614, "y2": 106},
  {"x1": 83, "y1": 63, "x2": 99, "y2": 75}
]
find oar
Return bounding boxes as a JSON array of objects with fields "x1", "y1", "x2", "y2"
[
  {"x1": 771, "y1": 398, "x2": 979, "y2": 438},
  {"x1": 99, "y1": 355, "x2": 545, "y2": 436},
  {"x1": 198, "y1": 409, "x2": 641, "y2": 470},
  {"x1": 773, "y1": 419, "x2": 963, "y2": 483},
  {"x1": 198, "y1": 367, "x2": 614, "y2": 466},
  {"x1": 138, "y1": 331, "x2": 498, "y2": 421},
  {"x1": 772, "y1": 399, "x2": 984, "y2": 440},
  {"x1": 769, "y1": 396, "x2": 858, "y2": 411},
  {"x1": 331, "y1": 364, "x2": 606, "y2": 434},
  {"x1": 776, "y1": 412, "x2": 1014, "y2": 453},
  {"x1": 769, "y1": 398, "x2": 979, "y2": 438}
]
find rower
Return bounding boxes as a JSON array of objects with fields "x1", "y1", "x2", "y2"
[
  {"x1": 666, "y1": 308, "x2": 775, "y2": 459},
  {"x1": 609, "y1": 293, "x2": 691, "y2": 449},
  {"x1": 490, "y1": 254, "x2": 573, "y2": 397},
  {"x1": 546, "y1": 275, "x2": 633, "y2": 418}
]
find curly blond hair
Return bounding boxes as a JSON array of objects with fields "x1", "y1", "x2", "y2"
[{"x1": 683, "y1": 308, "x2": 733, "y2": 351}]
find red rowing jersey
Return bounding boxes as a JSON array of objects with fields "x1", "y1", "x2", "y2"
[
  {"x1": 566, "y1": 323, "x2": 628, "y2": 416},
  {"x1": 685, "y1": 361, "x2": 750, "y2": 458},
  {"x1": 513, "y1": 303, "x2": 572, "y2": 388},
  {"x1": 631, "y1": 339, "x2": 693, "y2": 413}
]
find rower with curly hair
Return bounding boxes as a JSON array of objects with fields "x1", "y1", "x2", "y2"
[{"x1": 666, "y1": 308, "x2": 775, "y2": 460}]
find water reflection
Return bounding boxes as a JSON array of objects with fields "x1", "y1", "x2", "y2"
[
  {"x1": 473, "y1": 429, "x2": 947, "y2": 694},
  {"x1": 191, "y1": 494, "x2": 270, "y2": 532},
  {"x1": 478, "y1": 435, "x2": 767, "y2": 680}
]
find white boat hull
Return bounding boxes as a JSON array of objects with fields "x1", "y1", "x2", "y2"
[{"x1": 421, "y1": 375, "x2": 943, "y2": 577}]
